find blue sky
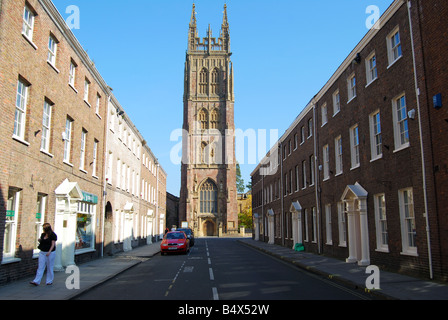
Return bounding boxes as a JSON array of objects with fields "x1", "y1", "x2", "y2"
[{"x1": 52, "y1": 0, "x2": 394, "y2": 197}]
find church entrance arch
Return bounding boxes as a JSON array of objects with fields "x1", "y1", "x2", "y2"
[{"x1": 203, "y1": 220, "x2": 216, "y2": 236}]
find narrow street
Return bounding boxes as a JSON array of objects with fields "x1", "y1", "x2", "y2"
[{"x1": 74, "y1": 238, "x2": 372, "y2": 300}]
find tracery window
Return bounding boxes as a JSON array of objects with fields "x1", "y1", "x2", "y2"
[
  {"x1": 210, "y1": 109, "x2": 219, "y2": 129},
  {"x1": 211, "y1": 68, "x2": 219, "y2": 94},
  {"x1": 200, "y1": 180, "x2": 218, "y2": 214},
  {"x1": 199, "y1": 68, "x2": 208, "y2": 95},
  {"x1": 198, "y1": 109, "x2": 208, "y2": 130}
]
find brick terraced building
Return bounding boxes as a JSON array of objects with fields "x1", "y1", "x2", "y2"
[
  {"x1": 251, "y1": 0, "x2": 448, "y2": 281},
  {"x1": 0, "y1": 0, "x2": 166, "y2": 285}
]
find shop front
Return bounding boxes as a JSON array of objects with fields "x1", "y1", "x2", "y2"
[{"x1": 53, "y1": 179, "x2": 98, "y2": 271}]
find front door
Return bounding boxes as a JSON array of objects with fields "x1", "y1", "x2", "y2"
[{"x1": 204, "y1": 220, "x2": 215, "y2": 236}]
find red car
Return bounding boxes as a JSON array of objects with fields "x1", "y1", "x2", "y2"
[{"x1": 161, "y1": 231, "x2": 190, "y2": 255}]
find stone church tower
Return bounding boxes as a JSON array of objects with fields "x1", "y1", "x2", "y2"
[{"x1": 179, "y1": 4, "x2": 237, "y2": 237}]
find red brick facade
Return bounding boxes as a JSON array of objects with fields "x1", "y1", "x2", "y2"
[
  {"x1": 252, "y1": 0, "x2": 448, "y2": 281},
  {"x1": 0, "y1": 0, "x2": 166, "y2": 285}
]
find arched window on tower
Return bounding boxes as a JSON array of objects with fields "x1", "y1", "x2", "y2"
[
  {"x1": 210, "y1": 109, "x2": 219, "y2": 129},
  {"x1": 199, "y1": 68, "x2": 208, "y2": 95},
  {"x1": 198, "y1": 109, "x2": 208, "y2": 130},
  {"x1": 200, "y1": 179, "x2": 218, "y2": 214},
  {"x1": 211, "y1": 68, "x2": 220, "y2": 95}
]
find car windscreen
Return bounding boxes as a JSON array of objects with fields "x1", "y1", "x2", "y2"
[
  {"x1": 166, "y1": 233, "x2": 185, "y2": 240},
  {"x1": 177, "y1": 229, "x2": 191, "y2": 235}
]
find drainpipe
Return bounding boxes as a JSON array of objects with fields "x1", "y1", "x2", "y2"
[
  {"x1": 407, "y1": 0, "x2": 433, "y2": 279},
  {"x1": 313, "y1": 102, "x2": 322, "y2": 254},
  {"x1": 100, "y1": 94, "x2": 111, "y2": 258},
  {"x1": 156, "y1": 163, "x2": 159, "y2": 240},
  {"x1": 280, "y1": 142, "x2": 284, "y2": 246},
  {"x1": 261, "y1": 166, "x2": 264, "y2": 240}
]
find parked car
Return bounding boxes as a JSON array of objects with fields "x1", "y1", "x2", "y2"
[
  {"x1": 176, "y1": 228, "x2": 195, "y2": 247},
  {"x1": 160, "y1": 231, "x2": 190, "y2": 255}
]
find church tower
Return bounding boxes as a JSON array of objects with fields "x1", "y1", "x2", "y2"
[{"x1": 179, "y1": 4, "x2": 237, "y2": 237}]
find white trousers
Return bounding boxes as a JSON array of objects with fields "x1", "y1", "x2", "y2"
[{"x1": 33, "y1": 251, "x2": 56, "y2": 285}]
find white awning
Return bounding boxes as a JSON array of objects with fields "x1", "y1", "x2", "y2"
[
  {"x1": 290, "y1": 201, "x2": 302, "y2": 212},
  {"x1": 341, "y1": 182, "x2": 368, "y2": 200},
  {"x1": 54, "y1": 179, "x2": 83, "y2": 200},
  {"x1": 124, "y1": 202, "x2": 134, "y2": 211}
]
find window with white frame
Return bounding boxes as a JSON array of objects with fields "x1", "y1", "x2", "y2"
[
  {"x1": 338, "y1": 202, "x2": 346, "y2": 246},
  {"x1": 301, "y1": 160, "x2": 306, "y2": 189},
  {"x1": 92, "y1": 139, "x2": 98, "y2": 177},
  {"x1": 69, "y1": 60, "x2": 77, "y2": 88},
  {"x1": 366, "y1": 52, "x2": 378, "y2": 85},
  {"x1": 121, "y1": 162, "x2": 126, "y2": 190},
  {"x1": 116, "y1": 158, "x2": 121, "y2": 188},
  {"x1": 304, "y1": 209, "x2": 309, "y2": 242},
  {"x1": 309, "y1": 155, "x2": 315, "y2": 186},
  {"x1": 3, "y1": 188, "x2": 21, "y2": 261},
  {"x1": 295, "y1": 165, "x2": 299, "y2": 191},
  {"x1": 132, "y1": 170, "x2": 135, "y2": 195},
  {"x1": 325, "y1": 204, "x2": 332, "y2": 244},
  {"x1": 374, "y1": 194, "x2": 388, "y2": 251},
  {"x1": 387, "y1": 27, "x2": 402, "y2": 66},
  {"x1": 63, "y1": 117, "x2": 73, "y2": 163},
  {"x1": 399, "y1": 188, "x2": 417, "y2": 255},
  {"x1": 106, "y1": 151, "x2": 113, "y2": 184},
  {"x1": 84, "y1": 79, "x2": 90, "y2": 103},
  {"x1": 96, "y1": 94, "x2": 101, "y2": 115},
  {"x1": 311, "y1": 207, "x2": 317, "y2": 243},
  {"x1": 321, "y1": 103, "x2": 328, "y2": 126},
  {"x1": 80, "y1": 129, "x2": 87, "y2": 170},
  {"x1": 369, "y1": 110, "x2": 382, "y2": 160},
  {"x1": 289, "y1": 170, "x2": 293, "y2": 194},
  {"x1": 22, "y1": 5, "x2": 35, "y2": 41},
  {"x1": 323, "y1": 144, "x2": 330, "y2": 180},
  {"x1": 14, "y1": 78, "x2": 29, "y2": 140},
  {"x1": 333, "y1": 90, "x2": 340, "y2": 115},
  {"x1": 307, "y1": 118, "x2": 313, "y2": 138},
  {"x1": 294, "y1": 133, "x2": 298, "y2": 150},
  {"x1": 347, "y1": 73, "x2": 356, "y2": 101},
  {"x1": 335, "y1": 135, "x2": 343, "y2": 175},
  {"x1": 350, "y1": 124, "x2": 360, "y2": 169},
  {"x1": 392, "y1": 94, "x2": 410, "y2": 150},
  {"x1": 34, "y1": 194, "x2": 47, "y2": 253},
  {"x1": 300, "y1": 126, "x2": 305, "y2": 144},
  {"x1": 41, "y1": 99, "x2": 52, "y2": 153},
  {"x1": 47, "y1": 34, "x2": 58, "y2": 66},
  {"x1": 127, "y1": 165, "x2": 131, "y2": 192}
]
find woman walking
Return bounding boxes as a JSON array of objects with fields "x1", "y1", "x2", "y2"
[{"x1": 30, "y1": 223, "x2": 57, "y2": 286}]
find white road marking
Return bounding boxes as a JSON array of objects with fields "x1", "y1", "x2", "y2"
[{"x1": 212, "y1": 287, "x2": 219, "y2": 300}]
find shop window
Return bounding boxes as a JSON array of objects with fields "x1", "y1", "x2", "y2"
[{"x1": 76, "y1": 201, "x2": 96, "y2": 251}]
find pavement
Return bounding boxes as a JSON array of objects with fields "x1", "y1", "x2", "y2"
[
  {"x1": 0, "y1": 241, "x2": 162, "y2": 300},
  {"x1": 238, "y1": 238, "x2": 448, "y2": 300},
  {"x1": 0, "y1": 237, "x2": 447, "y2": 300}
]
